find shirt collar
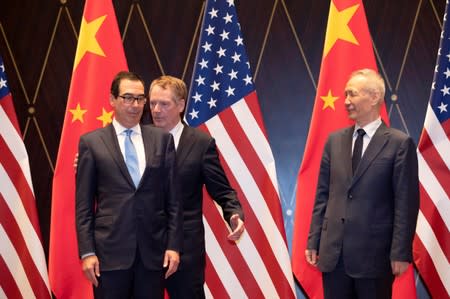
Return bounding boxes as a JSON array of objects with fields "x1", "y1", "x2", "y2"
[
  {"x1": 354, "y1": 117, "x2": 382, "y2": 139},
  {"x1": 112, "y1": 118, "x2": 141, "y2": 135},
  {"x1": 169, "y1": 120, "x2": 184, "y2": 136}
]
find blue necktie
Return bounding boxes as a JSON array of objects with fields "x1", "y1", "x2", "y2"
[{"x1": 124, "y1": 129, "x2": 140, "y2": 187}]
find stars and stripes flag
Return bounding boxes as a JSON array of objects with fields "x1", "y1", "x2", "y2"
[
  {"x1": 185, "y1": 0, "x2": 296, "y2": 298},
  {"x1": 413, "y1": 2, "x2": 450, "y2": 298},
  {"x1": 0, "y1": 56, "x2": 51, "y2": 298}
]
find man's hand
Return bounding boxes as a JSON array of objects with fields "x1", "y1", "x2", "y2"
[
  {"x1": 305, "y1": 249, "x2": 318, "y2": 266},
  {"x1": 227, "y1": 214, "x2": 245, "y2": 241},
  {"x1": 163, "y1": 250, "x2": 180, "y2": 278},
  {"x1": 74, "y1": 153, "x2": 79, "y2": 171},
  {"x1": 391, "y1": 260, "x2": 409, "y2": 276},
  {"x1": 81, "y1": 255, "x2": 100, "y2": 287}
]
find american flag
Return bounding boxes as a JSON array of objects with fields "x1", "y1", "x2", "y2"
[
  {"x1": 0, "y1": 57, "x2": 51, "y2": 298},
  {"x1": 413, "y1": 2, "x2": 450, "y2": 298},
  {"x1": 185, "y1": 0, "x2": 296, "y2": 298}
]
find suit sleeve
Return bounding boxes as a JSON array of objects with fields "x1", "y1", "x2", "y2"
[
  {"x1": 307, "y1": 136, "x2": 331, "y2": 251},
  {"x1": 164, "y1": 134, "x2": 183, "y2": 252},
  {"x1": 203, "y1": 138, "x2": 244, "y2": 225},
  {"x1": 75, "y1": 136, "x2": 97, "y2": 257},
  {"x1": 390, "y1": 136, "x2": 419, "y2": 261}
]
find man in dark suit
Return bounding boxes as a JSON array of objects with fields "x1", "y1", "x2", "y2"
[
  {"x1": 305, "y1": 69, "x2": 419, "y2": 299},
  {"x1": 148, "y1": 75, "x2": 245, "y2": 299},
  {"x1": 76, "y1": 71, "x2": 182, "y2": 299}
]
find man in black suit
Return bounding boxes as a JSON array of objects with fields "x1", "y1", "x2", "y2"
[
  {"x1": 305, "y1": 69, "x2": 419, "y2": 299},
  {"x1": 148, "y1": 75, "x2": 245, "y2": 299},
  {"x1": 76, "y1": 71, "x2": 182, "y2": 299}
]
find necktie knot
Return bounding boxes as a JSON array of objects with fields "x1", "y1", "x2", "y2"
[
  {"x1": 125, "y1": 129, "x2": 133, "y2": 137},
  {"x1": 356, "y1": 128, "x2": 366, "y2": 137}
]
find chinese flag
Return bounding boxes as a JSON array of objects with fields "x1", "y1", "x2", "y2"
[
  {"x1": 48, "y1": 0, "x2": 127, "y2": 298},
  {"x1": 291, "y1": 0, "x2": 416, "y2": 298}
]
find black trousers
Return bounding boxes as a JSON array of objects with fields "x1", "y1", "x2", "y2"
[
  {"x1": 93, "y1": 249, "x2": 165, "y2": 299},
  {"x1": 322, "y1": 253, "x2": 394, "y2": 299},
  {"x1": 166, "y1": 267, "x2": 205, "y2": 299}
]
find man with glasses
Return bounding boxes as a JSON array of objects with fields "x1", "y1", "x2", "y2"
[{"x1": 75, "y1": 71, "x2": 182, "y2": 299}]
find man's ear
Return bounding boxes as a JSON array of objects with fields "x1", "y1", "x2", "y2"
[
  {"x1": 109, "y1": 94, "x2": 115, "y2": 106},
  {"x1": 178, "y1": 99, "x2": 186, "y2": 112}
]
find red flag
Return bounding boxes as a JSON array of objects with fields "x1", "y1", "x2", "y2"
[
  {"x1": 48, "y1": 0, "x2": 127, "y2": 297},
  {"x1": 185, "y1": 0, "x2": 296, "y2": 297},
  {"x1": 413, "y1": 2, "x2": 450, "y2": 298},
  {"x1": 0, "y1": 56, "x2": 51, "y2": 299},
  {"x1": 291, "y1": 0, "x2": 416, "y2": 298}
]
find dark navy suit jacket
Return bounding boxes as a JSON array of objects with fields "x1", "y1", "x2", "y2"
[
  {"x1": 308, "y1": 122, "x2": 419, "y2": 278},
  {"x1": 76, "y1": 124, "x2": 182, "y2": 271}
]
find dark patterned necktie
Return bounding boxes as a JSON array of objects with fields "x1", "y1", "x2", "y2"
[{"x1": 352, "y1": 128, "x2": 366, "y2": 174}]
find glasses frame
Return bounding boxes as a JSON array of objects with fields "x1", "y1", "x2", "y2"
[{"x1": 118, "y1": 94, "x2": 147, "y2": 105}]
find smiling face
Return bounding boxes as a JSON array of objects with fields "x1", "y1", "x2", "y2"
[
  {"x1": 344, "y1": 73, "x2": 383, "y2": 127},
  {"x1": 110, "y1": 78, "x2": 146, "y2": 128}
]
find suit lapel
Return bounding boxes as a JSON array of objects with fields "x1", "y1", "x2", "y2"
[
  {"x1": 341, "y1": 127, "x2": 354, "y2": 180},
  {"x1": 176, "y1": 125, "x2": 196, "y2": 168},
  {"x1": 141, "y1": 125, "x2": 154, "y2": 181},
  {"x1": 351, "y1": 123, "x2": 389, "y2": 187},
  {"x1": 100, "y1": 124, "x2": 135, "y2": 187}
]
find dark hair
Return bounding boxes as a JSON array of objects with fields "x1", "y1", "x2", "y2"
[{"x1": 110, "y1": 71, "x2": 145, "y2": 97}]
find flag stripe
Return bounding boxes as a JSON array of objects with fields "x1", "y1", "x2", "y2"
[
  {"x1": 203, "y1": 215, "x2": 248, "y2": 298},
  {"x1": 0, "y1": 225, "x2": 36, "y2": 298},
  {"x1": 207, "y1": 152, "x2": 296, "y2": 298},
  {"x1": 204, "y1": 253, "x2": 229, "y2": 299},
  {"x1": 218, "y1": 105, "x2": 284, "y2": 231},
  {"x1": 418, "y1": 150, "x2": 450, "y2": 230},
  {"x1": 0, "y1": 160, "x2": 49, "y2": 286},
  {"x1": 0, "y1": 195, "x2": 49, "y2": 299},
  {"x1": 0, "y1": 105, "x2": 34, "y2": 192},
  {"x1": 210, "y1": 154, "x2": 297, "y2": 298},
  {"x1": 0, "y1": 255, "x2": 22, "y2": 299},
  {"x1": 413, "y1": 237, "x2": 449, "y2": 299},
  {"x1": 205, "y1": 116, "x2": 295, "y2": 294},
  {"x1": 0, "y1": 133, "x2": 42, "y2": 238},
  {"x1": 421, "y1": 104, "x2": 450, "y2": 168},
  {"x1": 231, "y1": 93, "x2": 280, "y2": 193},
  {"x1": 415, "y1": 211, "x2": 450, "y2": 295},
  {"x1": 419, "y1": 130, "x2": 450, "y2": 202},
  {"x1": 418, "y1": 184, "x2": 449, "y2": 258},
  {"x1": 203, "y1": 195, "x2": 272, "y2": 298}
]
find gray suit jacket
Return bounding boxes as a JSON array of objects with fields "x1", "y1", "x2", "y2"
[
  {"x1": 307, "y1": 122, "x2": 419, "y2": 278},
  {"x1": 76, "y1": 124, "x2": 182, "y2": 271}
]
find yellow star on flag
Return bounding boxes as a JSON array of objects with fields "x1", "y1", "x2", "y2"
[
  {"x1": 321, "y1": 90, "x2": 339, "y2": 110},
  {"x1": 69, "y1": 103, "x2": 87, "y2": 123},
  {"x1": 97, "y1": 107, "x2": 114, "y2": 127},
  {"x1": 323, "y1": 2, "x2": 359, "y2": 57},
  {"x1": 73, "y1": 15, "x2": 107, "y2": 69}
]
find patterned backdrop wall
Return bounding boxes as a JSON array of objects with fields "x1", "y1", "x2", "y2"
[{"x1": 0, "y1": 0, "x2": 444, "y2": 298}]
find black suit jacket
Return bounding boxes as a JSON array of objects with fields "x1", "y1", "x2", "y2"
[
  {"x1": 76, "y1": 124, "x2": 182, "y2": 271},
  {"x1": 176, "y1": 125, "x2": 244, "y2": 270},
  {"x1": 307, "y1": 122, "x2": 419, "y2": 278}
]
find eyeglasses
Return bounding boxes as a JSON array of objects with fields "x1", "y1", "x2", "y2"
[{"x1": 118, "y1": 94, "x2": 147, "y2": 105}]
